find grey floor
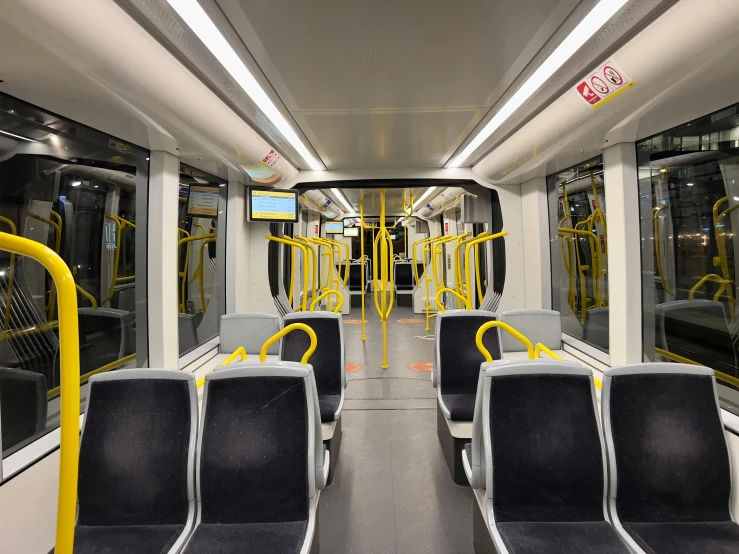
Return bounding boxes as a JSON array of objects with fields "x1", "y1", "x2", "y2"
[{"x1": 319, "y1": 298, "x2": 474, "y2": 553}]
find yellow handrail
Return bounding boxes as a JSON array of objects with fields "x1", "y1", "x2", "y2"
[
  {"x1": 559, "y1": 183, "x2": 577, "y2": 312},
  {"x1": 260, "y1": 322, "x2": 318, "y2": 365},
  {"x1": 476, "y1": 321, "x2": 535, "y2": 361},
  {"x1": 373, "y1": 189, "x2": 394, "y2": 368},
  {"x1": 535, "y1": 343, "x2": 562, "y2": 360},
  {"x1": 310, "y1": 289, "x2": 344, "y2": 313},
  {"x1": 435, "y1": 287, "x2": 470, "y2": 312},
  {"x1": 558, "y1": 227, "x2": 600, "y2": 323},
  {"x1": 222, "y1": 346, "x2": 248, "y2": 365},
  {"x1": 653, "y1": 205, "x2": 674, "y2": 296},
  {"x1": 360, "y1": 200, "x2": 367, "y2": 340},
  {"x1": 712, "y1": 196, "x2": 738, "y2": 317},
  {"x1": 76, "y1": 284, "x2": 97, "y2": 309},
  {"x1": 189, "y1": 237, "x2": 217, "y2": 313},
  {"x1": 655, "y1": 347, "x2": 739, "y2": 389},
  {"x1": 266, "y1": 235, "x2": 309, "y2": 312},
  {"x1": 294, "y1": 236, "x2": 318, "y2": 304},
  {"x1": 0, "y1": 216, "x2": 18, "y2": 329},
  {"x1": 453, "y1": 232, "x2": 475, "y2": 293},
  {"x1": 0, "y1": 232, "x2": 80, "y2": 554},
  {"x1": 689, "y1": 273, "x2": 731, "y2": 302},
  {"x1": 465, "y1": 231, "x2": 508, "y2": 309}
]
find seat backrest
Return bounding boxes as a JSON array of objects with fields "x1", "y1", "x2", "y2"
[
  {"x1": 500, "y1": 309, "x2": 561, "y2": 351},
  {"x1": 394, "y1": 262, "x2": 414, "y2": 290},
  {"x1": 483, "y1": 360, "x2": 606, "y2": 523},
  {"x1": 77, "y1": 370, "x2": 197, "y2": 527},
  {"x1": 655, "y1": 300, "x2": 737, "y2": 370},
  {"x1": 219, "y1": 312, "x2": 281, "y2": 355},
  {"x1": 198, "y1": 362, "x2": 324, "y2": 525},
  {"x1": 348, "y1": 263, "x2": 363, "y2": 291},
  {"x1": 280, "y1": 312, "x2": 345, "y2": 396},
  {"x1": 435, "y1": 310, "x2": 502, "y2": 395},
  {"x1": 0, "y1": 367, "x2": 47, "y2": 453},
  {"x1": 603, "y1": 363, "x2": 732, "y2": 523}
]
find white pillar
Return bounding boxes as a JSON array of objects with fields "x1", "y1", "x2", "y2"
[
  {"x1": 520, "y1": 176, "x2": 551, "y2": 309},
  {"x1": 603, "y1": 142, "x2": 642, "y2": 365},
  {"x1": 226, "y1": 169, "x2": 249, "y2": 313},
  {"x1": 147, "y1": 151, "x2": 180, "y2": 368}
]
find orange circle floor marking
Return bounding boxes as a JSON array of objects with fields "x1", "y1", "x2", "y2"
[
  {"x1": 397, "y1": 318, "x2": 426, "y2": 324},
  {"x1": 346, "y1": 363, "x2": 363, "y2": 372},
  {"x1": 408, "y1": 361, "x2": 433, "y2": 372},
  {"x1": 344, "y1": 319, "x2": 367, "y2": 324}
]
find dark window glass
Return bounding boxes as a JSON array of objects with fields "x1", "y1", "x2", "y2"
[
  {"x1": 638, "y1": 103, "x2": 739, "y2": 409},
  {"x1": 0, "y1": 93, "x2": 148, "y2": 457},
  {"x1": 548, "y1": 157, "x2": 609, "y2": 353}
]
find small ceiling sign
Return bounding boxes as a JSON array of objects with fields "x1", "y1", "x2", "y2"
[{"x1": 575, "y1": 60, "x2": 635, "y2": 109}]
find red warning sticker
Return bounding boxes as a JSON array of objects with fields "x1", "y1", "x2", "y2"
[{"x1": 574, "y1": 60, "x2": 632, "y2": 108}]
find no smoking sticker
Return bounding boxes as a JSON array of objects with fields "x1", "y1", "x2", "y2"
[{"x1": 574, "y1": 59, "x2": 633, "y2": 108}]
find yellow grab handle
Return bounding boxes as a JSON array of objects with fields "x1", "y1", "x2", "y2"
[
  {"x1": 260, "y1": 323, "x2": 318, "y2": 365},
  {"x1": 0, "y1": 232, "x2": 80, "y2": 554},
  {"x1": 221, "y1": 346, "x2": 248, "y2": 365},
  {"x1": 535, "y1": 343, "x2": 562, "y2": 360},
  {"x1": 435, "y1": 287, "x2": 470, "y2": 313},
  {"x1": 310, "y1": 289, "x2": 344, "y2": 313},
  {"x1": 475, "y1": 321, "x2": 534, "y2": 362},
  {"x1": 464, "y1": 231, "x2": 507, "y2": 308}
]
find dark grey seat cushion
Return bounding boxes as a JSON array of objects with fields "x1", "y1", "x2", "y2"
[
  {"x1": 318, "y1": 394, "x2": 340, "y2": 423},
  {"x1": 184, "y1": 521, "x2": 308, "y2": 553},
  {"x1": 442, "y1": 393, "x2": 476, "y2": 421},
  {"x1": 65, "y1": 524, "x2": 185, "y2": 554},
  {"x1": 624, "y1": 521, "x2": 739, "y2": 554},
  {"x1": 497, "y1": 522, "x2": 628, "y2": 554}
]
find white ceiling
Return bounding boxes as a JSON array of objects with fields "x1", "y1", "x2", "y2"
[{"x1": 216, "y1": 0, "x2": 573, "y2": 170}]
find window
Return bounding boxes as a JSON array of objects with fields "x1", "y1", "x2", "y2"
[
  {"x1": 0, "y1": 93, "x2": 148, "y2": 460},
  {"x1": 177, "y1": 165, "x2": 226, "y2": 358},
  {"x1": 638, "y1": 103, "x2": 739, "y2": 409},
  {"x1": 548, "y1": 157, "x2": 609, "y2": 353}
]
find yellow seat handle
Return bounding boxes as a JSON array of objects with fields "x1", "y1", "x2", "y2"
[
  {"x1": 310, "y1": 289, "x2": 344, "y2": 313},
  {"x1": 260, "y1": 323, "x2": 318, "y2": 364},
  {"x1": 475, "y1": 321, "x2": 534, "y2": 361},
  {"x1": 535, "y1": 343, "x2": 562, "y2": 360}
]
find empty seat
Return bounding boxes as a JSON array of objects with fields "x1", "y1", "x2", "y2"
[
  {"x1": 475, "y1": 359, "x2": 629, "y2": 554},
  {"x1": 280, "y1": 312, "x2": 345, "y2": 423},
  {"x1": 181, "y1": 362, "x2": 327, "y2": 553},
  {"x1": 66, "y1": 369, "x2": 197, "y2": 554},
  {"x1": 394, "y1": 261, "x2": 414, "y2": 291},
  {"x1": 0, "y1": 367, "x2": 47, "y2": 454},
  {"x1": 500, "y1": 308, "x2": 562, "y2": 353},
  {"x1": 434, "y1": 310, "x2": 501, "y2": 421},
  {"x1": 220, "y1": 312, "x2": 282, "y2": 356},
  {"x1": 602, "y1": 363, "x2": 739, "y2": 554}
]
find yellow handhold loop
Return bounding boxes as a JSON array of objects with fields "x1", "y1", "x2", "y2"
[{"x1": 260, "y1": 323, "x2": 318, "y2": 365}]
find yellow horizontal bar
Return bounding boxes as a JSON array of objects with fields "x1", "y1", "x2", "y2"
[
  {"x1": 655, "y1": 347, "x2": 739, "y2": 389},
  {"x1": 47, "y1": 353, "x2": 137, "y2": 399},
  {"x1": 535, "y1": 343, "x2": 562, "y2": 360}
]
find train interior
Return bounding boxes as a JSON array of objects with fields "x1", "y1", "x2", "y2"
[{"x1": 1, "y1": 0, "x2": 739, "y2": 553}]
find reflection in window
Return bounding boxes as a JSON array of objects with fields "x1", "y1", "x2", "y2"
[
  {"x1": 638, "y1": 103, "x2": 739, "y2": 409},
  {"x1": 548, "y1": 157, "x2": 609, "y2": 352},
  {"x1": 177, "y1": 166, "x2": 225, "y2": 357},
  {"x1": 0, "y1": 93, "x2": 148, "y2": 458}
]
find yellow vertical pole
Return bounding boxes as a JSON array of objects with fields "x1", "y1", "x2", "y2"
[
  {"x1": 0, "y1": 233, "x2": 80, "y2": 554},
  {"x1": 360, "y1": 200, "x2": 366, "y2": 341},
  {"x1": 424, "y1": 242, "x2": 431, "y2": 331},
  {"x1": 380, "y1": 189, "x2": 388, "y2": 368}
]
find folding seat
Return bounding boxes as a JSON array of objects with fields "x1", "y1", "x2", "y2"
[
  {"x1": 473, "y1": 359, "x2": 630, "y2": 554},
  {"x1": 64, "y1": 370, "x2": 198, "y2": 554},
  {"x1": 602, "y1": 363, "x2": 739, "y2": 554},
  {"x1": 280, "y1": 311, "x2": 345, "y2": 485},
  {"x1": 433, "y1": 309, "x2": 501, "y2": 485},
  {"x1": 181, "y1": 362, "x2": 327, "y2": 553}
]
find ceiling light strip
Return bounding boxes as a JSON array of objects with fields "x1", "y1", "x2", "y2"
[
  {"x1": 413, "y1": 187, "x2": 437, "y2": 209},
  {"x1": 0, "y1": 129, "x2": 38, "y2": 143},
  {"x1": 330, "y1": 188, "x2": 355, "y2": 212},
  {"x1": 448, "y1": 0, "x2": 629, "y2": 168},
  {"x1": 166, "y1": 0, "x2": 324, "y2": 171}
]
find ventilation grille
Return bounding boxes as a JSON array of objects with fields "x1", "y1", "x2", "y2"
[
  {"x1": 460, "y1": 0, "x2": 679, "y2": 168},
  {"x1": 115, "y1": 0, "x2": 318, "y2": 169}
]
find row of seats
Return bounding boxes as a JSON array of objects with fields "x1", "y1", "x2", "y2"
[
  {"x1": 464, "y1": 360, "x2": 739, "y2": 554},
  {"x1": 68, "y1": 363, "x2": 327, "y2": 554}
]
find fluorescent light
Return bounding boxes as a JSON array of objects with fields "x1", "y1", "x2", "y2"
[
  {"x1": 71, "y1": 181, "x2": 82, "y2": 187},
  {"x1": 413, "y1": 187, "x2": 437, "y2": 209},
  {"x1": 448, "y1": 0, "x2": 629, "y2": 168},
  {"x1": 330, "y1": 188, "x2": 354, "y2": 212},
  {"x1": 167, "y1": 0, "x2": 324, "y2": 171},
  {"x1": 686, "y1": 183, "x2": 694, "y2": 187},
  {"x1": 0, "y1": 129, "x2": 37, "y2": 143}
]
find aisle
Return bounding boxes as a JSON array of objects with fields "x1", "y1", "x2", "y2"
[{"x1": 318, "y1": 300, "x2": 474, "y2": 553}]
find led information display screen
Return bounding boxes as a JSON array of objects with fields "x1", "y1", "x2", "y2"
[
  {"x1": 326, "y1": 221, "x2": 344, "y2": 234},
  {"x1": 248, "y1": 188, "x2": 298, "y2": 222},
  {"x1": 343, "y1": 227, "x2": 359, "y2": 237},
  {"x1": 187, "y1": 186, "x2": 220, "y2": 217}
]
